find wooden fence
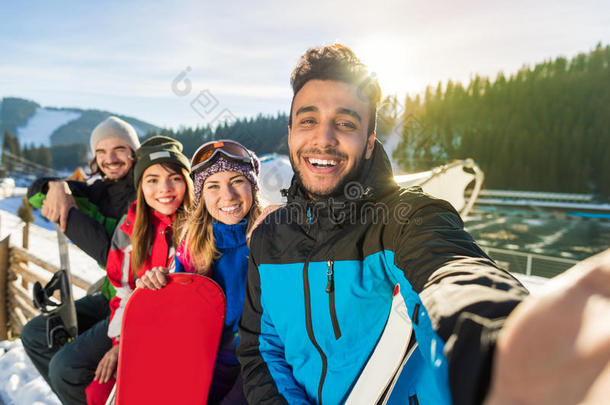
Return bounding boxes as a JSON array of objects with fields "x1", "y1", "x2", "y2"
[{"x1": 0, "y1": 236, "x2": 92, "y2": 339}]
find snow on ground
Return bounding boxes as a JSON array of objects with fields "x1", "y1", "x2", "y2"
[
  {"x1": 1, "y1": 195, "x2": 57, "y2": 233},
  {"x1": 17, "y1": 108, "x2": 81, "y2": 147},
  {"x1": 0, "y1": 341, "x2": 60, "y2": 405},
  {"x1": 0, "y1": 208, "x2": 104, "y2": 405}
]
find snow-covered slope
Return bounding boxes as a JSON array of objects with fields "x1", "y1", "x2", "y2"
[{"x1": 17, "y1": 108, "x2": 81, "y2": 147}]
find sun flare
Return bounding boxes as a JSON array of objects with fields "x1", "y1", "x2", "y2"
[{"x1": 352, "y1": 36, "x2": 423, "y2": 98}]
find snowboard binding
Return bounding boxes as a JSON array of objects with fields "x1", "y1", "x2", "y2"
[{"x1": 33, "y1": 270, "x2": 77, "y2": 348}]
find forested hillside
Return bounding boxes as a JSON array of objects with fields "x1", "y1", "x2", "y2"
[
  {"x1": 50, "y1": 109, "x2": 157, "y2": 145},
  {"x1": 0, "y1": 98, "x2": 40, "y2": 137},
  {"x1": 144, "y1": 113, "x2": 290, "y2": 158},
  {"x1": 392, "y1": 43, "x2": 610, "y2": 195},
  {"x1": 0, "y1": 99, "x2": 159, "y2": 170}
]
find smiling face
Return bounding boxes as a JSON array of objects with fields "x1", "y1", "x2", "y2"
[
  {"x1": 202, "y1": 171, "x2": 253, "y2": 225},
  {"x1": 95, "y1": 138, "x2": 134, "y2": 180},
  {"x1": 141, "y1": 164, "x2": 186, "y2": 216},
  {"x1": 289, "y1": 79, "x2": 375, "y2": 199}
]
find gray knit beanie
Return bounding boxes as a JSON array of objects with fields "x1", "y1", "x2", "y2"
[{"x1": 90, "y1": 116, "x2": 140, "y2": 154}]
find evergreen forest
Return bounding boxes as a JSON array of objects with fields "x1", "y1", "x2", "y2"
[{"x1": 390, "y1": 43, "x2": 610, "y2": 196}]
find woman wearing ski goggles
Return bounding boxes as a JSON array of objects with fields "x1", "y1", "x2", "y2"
[
  {"x1": 138, "y1": 138, "x2": 261, "y2": 404},
  {"x1": 191, "y1": 140, "x2": 257, "y2": 175}
]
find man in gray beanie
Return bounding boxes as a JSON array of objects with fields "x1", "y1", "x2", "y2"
[
  {"x1": 88, "y1": 116, "x2": 140, "y2": 181},
  {"x1": 29, "y1": 116, "x2": 139, "y2": 233},
  {"x1": 23, "y1": 116, "x2": 141, "y2": 405}
]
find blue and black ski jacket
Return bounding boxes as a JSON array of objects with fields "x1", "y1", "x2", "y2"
[{"x1": 237, "y1": 142, "x2": 528, "y2": 405}]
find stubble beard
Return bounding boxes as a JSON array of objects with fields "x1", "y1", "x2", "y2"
[
  {"x1": 102, "y1": 161, "x2": 128, "y2": 181},
  {"x1": 290, "y1": 146, "x2": 368, "y2": 200}
]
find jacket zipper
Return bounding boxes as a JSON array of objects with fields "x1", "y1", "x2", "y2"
[
  {"x1": 326, "y1": 260, "x2": 341, "y2": 339},
  {"x1": 303, "y1": 258, "x2": 327, "y2": 405}
]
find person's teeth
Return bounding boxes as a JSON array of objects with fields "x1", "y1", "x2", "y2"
[
  {"x1": 220, "y1": 205, "x2": 239, "y2": 212},
  {"x1": 158, "y1": 197, "x2": 173, "y2": 203},
  {"x1": 309, "y1": 158, "x2": 337, "y2": 167}
]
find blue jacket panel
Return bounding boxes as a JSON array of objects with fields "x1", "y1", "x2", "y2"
[
  {"x1": 257, "y1": 252, "x2": 451, "y2": 405},
  {"x1": 211, "y1": 219, "x2": 249, "y2": 364},
  {"x1": 176, "y1": 219, "x2": 249, "y2": 365}
]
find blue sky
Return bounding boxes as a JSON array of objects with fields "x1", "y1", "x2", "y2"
[{"x1": 1, "y1": 0, "x2": 609, "y2": 129}]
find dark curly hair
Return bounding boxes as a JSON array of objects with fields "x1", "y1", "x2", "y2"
[{"x1": 289, "y1": 44, "x2": 382, "y2": 135}]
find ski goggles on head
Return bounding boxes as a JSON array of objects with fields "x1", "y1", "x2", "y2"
[{"x1": 190, "y1": 140, "x2": 254, "y2": 174}]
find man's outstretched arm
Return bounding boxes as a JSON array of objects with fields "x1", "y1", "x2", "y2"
[
  {"x1": 485, "y1": 248, "x2": 610, "y2": 405},
  {"x1": 393, "y1": 199, "x2": 528, "y2": 404}
]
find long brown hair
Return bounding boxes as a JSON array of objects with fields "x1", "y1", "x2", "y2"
[
  {"x1": 183, "y1": 183, "x2": 262, "y2": 275},
  {"x1": 131, "y1": 163, "x2": 194, "y2": 276}
]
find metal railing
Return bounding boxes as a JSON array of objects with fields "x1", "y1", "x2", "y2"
[
  {"x1": 477, "y1": 189, "x2": 595, "y2": 203},
  {"x1": 483, "y1": 246, "x2": 578, "y2": 278}
]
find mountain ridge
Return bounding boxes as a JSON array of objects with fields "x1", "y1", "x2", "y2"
[{"x1": 0, "y1": 97, "x2": 159, "y2": 147}]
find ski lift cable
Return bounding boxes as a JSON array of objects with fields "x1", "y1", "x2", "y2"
[
  {"x1": 2, "y1": 151, "x2": 55, "y2": 171},
  {"x1": 1, "y1": 151, "x2": 59, "y2": 175}
]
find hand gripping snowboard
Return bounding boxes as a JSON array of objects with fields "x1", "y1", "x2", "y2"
[
  {"x1": 114, "y1": 273, "x2": 225, "y2": 405},
  {"x1": 32, "y1": 225, "x2": 78, "y2": 348}
]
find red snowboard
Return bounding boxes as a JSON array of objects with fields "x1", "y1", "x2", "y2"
[{"x1": 115, "y1": 273, "x2": 225, "y2": 405}]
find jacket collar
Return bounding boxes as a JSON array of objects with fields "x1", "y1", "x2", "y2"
[
  {"x1": 121, "y1": 201, "x2": 174, "y2": 237},
  {"x1": 213, "y1": 219, "x2": 248, "y2": 249}
]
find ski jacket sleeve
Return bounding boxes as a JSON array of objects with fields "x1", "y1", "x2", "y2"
[
  {"x1": 27, "y1": 178, "x2": 97, "y2": 210},
  {"x1": 67, "y1": 179, "x2": 119, "y2": 235},
  {"x1": 105, "y1": 218, "x2": 134, "y2": 346},
  {"x1": 391, "y1": 199, "x2": 528, "y2": 405},
  {"x1": 64, "y1": 208, "x2": 113, "y2": 266},
  {"x1": 60, "y1": 180, "x2": 119, "y2": 266},
  {"x1": 26, "y1": 177, "x2": 59, "y2": 208},
  {"x1": 27, "y1": 178, "x2": 118, "y2": 266},
  {"x1": 238, "y1": 239, "x2": 311, "y2": 405}
]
